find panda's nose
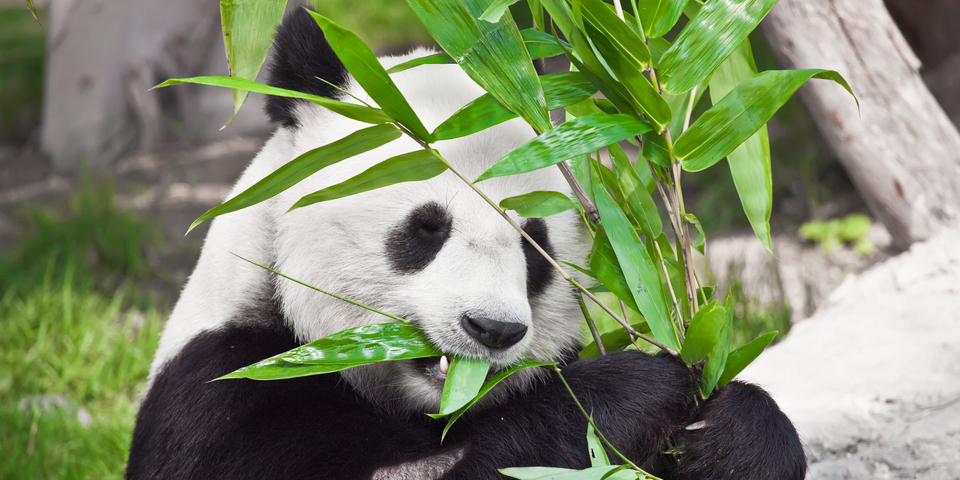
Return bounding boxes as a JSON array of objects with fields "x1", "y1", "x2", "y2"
[{"x1": 460, "y1": 315, "x2": 527, "y2": 349}]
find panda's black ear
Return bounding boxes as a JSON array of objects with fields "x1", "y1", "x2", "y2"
[{"x1": 265, "y1": 7, "x2": 349, "y2": 127}]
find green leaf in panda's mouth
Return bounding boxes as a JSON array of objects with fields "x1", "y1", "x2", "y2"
[
  {"x1": 437, "y1": 356, "x2": 491, "y2": 416},
  {"x1": 429, "y1": 358, "x2": 555, "y2": 440},
  {"x1": 215, "y1": 323, "x2": 442, "y2": 381}
]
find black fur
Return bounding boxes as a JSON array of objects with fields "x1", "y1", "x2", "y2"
[
  {"x1": 265, "y1": 8, "x2": 349, "y2": 127},
  {"x1": 126, "y1": 299, "x2": 805, "y2": 479},
  {"x1": 666, "y1": 382, "x2": 807, "y2": 479},
  {"x1": 521, "y1": 218, "x2": 554, "y2": 297},
  {"x1": 385, "y1": 202, "x2": 453, "y2": 273}
]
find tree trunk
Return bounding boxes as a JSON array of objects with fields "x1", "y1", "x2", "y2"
[
  {"x1": 40, "y1": 0, "x2": 272, "y2": 172},
  {"x1": 761, "y1": 0, "x2": 960, "y2": 250}
]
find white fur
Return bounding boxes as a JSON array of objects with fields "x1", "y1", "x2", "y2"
[{"x1": 148, "y1": 49, "x2": 591, "y2": 411}]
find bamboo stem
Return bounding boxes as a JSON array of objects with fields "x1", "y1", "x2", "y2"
[
  {"x1": 664, "y1": 129, "x2": 700, "y2": 316},
  {"x1": 557, "y1": 161, "x2": 599, "y2": 223},
  {"x1": 683, "y1": 86, "x2": 698, "y2": 134},
  {"x1": 579, "y1": 295, "x2": 606, "y2": 356},
  {"x1": 612, "y1": 0, "x2": 624, "y2": 19}
]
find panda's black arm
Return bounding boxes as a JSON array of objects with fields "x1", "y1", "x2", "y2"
[
  {"x1": 666, "y1": 380, "x2": 807, "y2": 480},
  {"x1": 439, "y1": 350, "x2": 699, "y2": 479},
  {"x1": 440, "y1": 351, "x2": 807, "y2": 480}
]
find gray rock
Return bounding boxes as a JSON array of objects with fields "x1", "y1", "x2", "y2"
[{"x1": 740, "y1": 227, "x2": 960, "y2": 479}]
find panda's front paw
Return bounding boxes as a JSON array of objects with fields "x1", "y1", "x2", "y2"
[{"x1": 670, "y1": 381, "x2": 806, "y2": 480}]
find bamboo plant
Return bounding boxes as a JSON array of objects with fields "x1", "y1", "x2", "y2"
[{"x1": 155, "y1": 0, "x2": 855, "y2": 477}]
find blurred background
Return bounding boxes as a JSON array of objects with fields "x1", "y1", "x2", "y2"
[{"x1": 0, "y1": 0, "x2": 958, "y2": 478}]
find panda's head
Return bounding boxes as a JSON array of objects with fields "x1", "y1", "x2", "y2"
[{"x1": 261, "y1": 9, "x2": 591, "y2": 413}]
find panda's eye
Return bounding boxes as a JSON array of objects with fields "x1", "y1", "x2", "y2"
[
  {"x1": 522, "y1": 218, "x2": 554, "y2": 297},
  {"x1": 385, "y1": 202, "x2": 453, "y2": 273}
]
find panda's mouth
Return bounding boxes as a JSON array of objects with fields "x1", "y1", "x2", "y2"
[{"x1": 415, "y1": 355, "x2": 450, "y2": 382}]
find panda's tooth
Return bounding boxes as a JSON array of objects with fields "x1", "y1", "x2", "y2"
[{"x1": 439, "y1": 356, "x2": 449, "y2": 375}]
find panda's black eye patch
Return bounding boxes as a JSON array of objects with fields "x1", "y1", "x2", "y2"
[
  {"x1": 385, "y1": 202, "x2": 453, "y2": 273},
  {"x1": 522, "y1": 218, "x2": 554, "y2": 297}
]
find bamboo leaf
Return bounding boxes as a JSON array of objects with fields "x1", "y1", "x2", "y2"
[
  {"x1": 637, "y1": 0, "x2": 686, "y2": 38},
  {"x1": 476, "y1": 114, "x2": 651, "y2": 182},
  {"x1": 189, "y1": 124, "x2": 401, "y2": 232},
  {"x1": 676, "y1": 69, "x2": 856, "y2": 172},
  {"x1": 499, "y1": 468, "x2": 576, "y2": 479},
  {"x1": 308, "y1": 11, "x2": 431, "y2": 140},
  {"x1": 709, "y1": 39, "x2": 773, "y2": 251},
  {"x1": 571, "y1": 154, "x2": 597, "y2": 204},
  {"x1": 220, "y1": 0, "x2": 289, "y2": 123},
  {"x1": 664, "y1": 79, "x2": 710, "y2": 134},
  {"x1": 26, "y1": 0, "x2": 40, "y2": 24},
  {"x1": 500, "y1": 191, "x2": 578, "y2": 218},
  {"x1": 290, "y1": 150, "x2": 447, "y2": 210},
  {"x1": 565, "y1": 97, "x2": 615, "y2": 119},
  {"x1": 641, "y1": 131, "x2": 672, "y2": 168},
  {"x1": 701, "y1": 294, "x2": 733, "y2": 398},
  {"x1": 632, "y1": 152, "x2": 656, "y2": 195},
  {"x1": 433, "y1": 359, "x2": 554, "y2": 439},
  {"x1": 433, "y1": 94, "x2": 517, "y2": 142},
  {"x1": 579, "y1": 322, "x2": 651, "y2": 360},
  {"x1": 647, "y1": 36, "x2": 672, "y2": 66},
  {"x1": 718, "y1": 331, "x2": 778, "y2": 386},
  {"x1": 561, "y1": 262, "x2": 595, "y2": 279},
  {"x1": 218, "y1": 323, "x2": 440, "y2": 380},
  {"x1": 659, "y1": 0, "x2": 779, "y2": 94},
  {"x1": 480, "y1": 0, "x2": 522, "y2": 22},
  {"x1": 593, "y1": 181, "x2": 679, "y2": 352},
  {"x1": 433, "y1": 71, "x2": 597, "y2": 142},
  {"x1": 608, "y1": 144, "x2": 661, "y2": 237},
  {"x1": 386, "y1": 52, "x2": 455, "y2": 75},
  {"x1": 541, "y1": 72, "x2": 602, "y2": 110},
  {"x1": 698, "y1": 286, "x2": 717, "y2": 303},
  {"x1": 539, "y1": 0, "x2": 638, "y2": 115},
  {"x1": 501, "y1": 465, "x2": 635, "y2": 480},
  {"x1": 683, "y1": 213, "x2": 706, "y2": 255},
  {"x1": 680, "y1": 301, "x2": 725, "y2": 364},
  {"x1": 598, "y1": 164, "x2": 627, "y2": 210},
  {"x1": 407, "y1": 0, "x2": 551, "y2": 133},
  {"x1": 154, "y1": 76, "x2": 393, "y2": 125},
  {"x1": 586, "y1": 420, "x2": 610, "y2": 467},
  {"x1": 580, "y1": 0, "x2": 651, "y2": 68},
  {"x1": 521, "y1": 28, "x2": 572, "y2": 59},
  {"x1": 583, "y1": 22, "x2": 671, "y2": 131},
  {"x1": 682, "y1": 0, "x2": 703, "y2": 18},
  {"x1": 438, "y1": 357, "x2": 491, "y2": 415},
  {"x1": 589, "y1": 228, "x2": 639, "y2": 315}
]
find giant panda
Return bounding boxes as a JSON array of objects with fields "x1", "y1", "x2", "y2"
[{"x1": 127, "y1": 8, "x2": 805, "y2": 480}]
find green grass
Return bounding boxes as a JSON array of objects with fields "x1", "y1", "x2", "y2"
[
  {"x1": 0, "y1": 181, "x2": 164, "y2": 479},
  {"x1": 0, "y1": 179, "x2": 161, "y2": 296},
  {"x1": 0, "y1": 276, "x2": 162, "y2": 480}
]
